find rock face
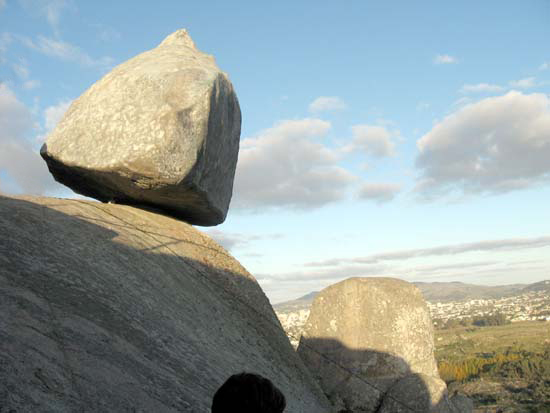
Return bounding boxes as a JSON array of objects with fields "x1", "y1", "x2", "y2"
[
  {"x1": 40, "y1": 29, "x2": 241, "y2": 226},
  {"x1": 297, "y1": 277, "x2": 469, "y2": 412},
  {"x1": 378, "y1": 374, "x2": 455, "y2": 413},
  {"x1": 0, "y1": 194, "x2": 330, "y2": 412}
]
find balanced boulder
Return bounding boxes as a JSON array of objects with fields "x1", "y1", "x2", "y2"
[
  {"x1": 297, "y1": 277, "x2": 443, "y2": 412},
  {"x1": 40, "y1": 29, "x2": 241, "y2": 226}
]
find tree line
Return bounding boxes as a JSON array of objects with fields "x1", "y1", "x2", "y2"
[{"x1": 434, "y1": 312, "x2": 510, "y2": 330}]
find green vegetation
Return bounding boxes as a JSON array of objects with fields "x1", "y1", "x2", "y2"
[
  {"x1": 434, "y1": 312, "x2": 510, "y2": 330},
  {"x1": 435, "y1": 321, "x2": 550, "y2": 412}
]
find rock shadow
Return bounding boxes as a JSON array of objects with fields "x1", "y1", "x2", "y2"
[
  {"x1": 0, "y1": 195, "x2": 329, "y2": 413},
  {"x1": 298, "y1": 337, "x2": 468, "y2": 412}
]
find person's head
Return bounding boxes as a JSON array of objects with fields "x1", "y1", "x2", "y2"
[{"x1": 211, "y1": 372, "x2": 286, "y2": 413}]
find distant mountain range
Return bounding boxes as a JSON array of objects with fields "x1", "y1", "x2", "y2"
[{"x1": 273, "y1": 280, "x2": 550, "y2": 312}]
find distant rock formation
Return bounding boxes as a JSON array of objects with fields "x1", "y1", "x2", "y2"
[
  {"x1": 0, "y1": 195, "x2": 330, "y2": 412},
  {"x1": 297, "y1": 277, "x2": 471, "y2": 412},
  {"x1": 40, "y1": 29, "x2": 241, "y2": 226}
]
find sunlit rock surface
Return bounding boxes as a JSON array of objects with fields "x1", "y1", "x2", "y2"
[{"x1": 0, "y1": 194, "x2": 330, "y2": 412}]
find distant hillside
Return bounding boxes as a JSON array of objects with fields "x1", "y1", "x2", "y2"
[
  {"x1": 274, "y1": 280, "x2": 550, "y2": 312},
  {"x1": 414, "y1": 281, "x2": 526, "y2": 303},
  {"x1": 521, "y1": 279, "x2": 550, "y2": 293},
  {"x1": 274, "y1": 291, "x2": 319, "y2": 312}
]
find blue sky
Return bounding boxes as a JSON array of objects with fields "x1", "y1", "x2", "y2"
[{"x1": 1, "y1": 0, "x2": 549, "y2": 303}]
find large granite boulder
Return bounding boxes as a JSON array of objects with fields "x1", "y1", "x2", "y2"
[
  {"x1": 297, "y1": 277, "x2": 448, "y2": 412},
  {"x1": 0, "y1": 194, "x2": 330, "y2": 412},
  {"x1": 40, "y1": 29, "x2": 241, "y2": 226}
]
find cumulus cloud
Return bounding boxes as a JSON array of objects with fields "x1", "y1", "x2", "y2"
[
  {"x1": 460, "y1": 83, "x2": 503, "y2": 94},
  {"x1": 434, "y1": 54, "x2": 457, "y2": 64},
  {"x1": 416, "y1": 91, "x2": 550, "y2": 196},
  {"x1": 308, "y1": 96, "x2": 347, "y2": 113},
  {"x1": 0, "y1": 83, "x2": 58, "y2": 194},
  {"x1": 357, "y1": 183, "x2": 400, "y2": 203},
  {"x1": 232, "y1": 118, "x2": 357, "y2": 210},
  {"x1": 509, "y1": 77, "x2": 536, "y2": 89},
  {"x1": 345, "y1": 124, "x2": 397, "y2": 158},
  {"x1": 306, "y1": 235, "x2": 550, "y2": 267},
  {"x1": 20, "y1": 35, "x2": 113, "y2": 68},
  {"x1": 206, "y1": 229, "x2": 282, "y2": 251}
]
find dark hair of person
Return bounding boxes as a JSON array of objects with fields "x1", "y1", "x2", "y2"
[{"x1": 211, "y1": 372, "x2": 286, "y2": 413}]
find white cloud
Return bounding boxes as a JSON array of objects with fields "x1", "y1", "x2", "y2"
[
  {"x1": 22, "y1": 79, "x2": 40, "y2": 90},
  {"x1": 35, "y1": 99, "x2": 72, "y2": 142},
  {"x1": 11, "y1": 60, "x2": 41, "y2": 90},
  {"x1": 15, "y1": 3, "x2": 113, "y2": 69},
  {"x1": 0, "y1": 83, "x2": 32, "y2": 138},
  {"x1": 460, "y1": 83, "x2": 503, "y2": 94},
  {"x1": 308, "y1": 96, "x2": 347, "y2": 113},
  {"x1": 0, "y1": 32, "x2": 11, "y2": 62},
  {"x1": 0, "y1": 0, "x2": 5, "y2": 11},
  {"x1": 434, "y1": 54, "x2": 457, "y2": 64},
  {"x1": 540, "y1": 62, "x2": 549, "y2": 71},
  {"x1": 452, "y1": 97, "x2": 472, "y2": 108},
  {"x1": 44, "y1": 99, "x2": 71, "y2": 134},
  {"x1": 259, "y1": 261, "x2": 388, "y2": 286},
  {"x1": 345, "y1": 124, "x2": 397, "y2": 158},
  {"x1": 509, "y1": 77, "x2": 536, "y2": 89},
  {"x1": 307, "y1": 235, "x2": 550, "y2": 267},
  {"x1": 416, "y1": 91, "x2": 550, "y2": 196},
  {"x1": 44, "y1": 0, "x2": 69, "y2": 35},
  {"x1": 12, "y1": 61, "x2": 30, "y2": 80},
  {"x1": 232, "y1": 118, "x2": 357, "y2": 210},
  {"x1": 264, "y1": 236, "x2": 550, "y2": 302},
  {"x1": 20, "y1": 34, "x2": 113, "y2": 68},
  {"x1": 90, "y1": 23, "x2": 121, "y2": 43},
  {"x1": 18, "y1": 0, "x2": 71, "y2": 36},
  {"x1": 0, "y1": 83, "x2": 59, "y2": 194},
  {"x1": 357, "y1": 182, "x2": 401, "y2": 203},
  {"x1": 206, "y1": 229, "x2": 282, "y2": 252}
]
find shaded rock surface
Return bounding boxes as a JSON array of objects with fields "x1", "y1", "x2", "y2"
[
  {"x1": 0, "y1": 194, "x2": 330, "y2": 412},
  {"x1": 297, "y1": 277, "x2": 471, "y2": 412},
  {"x1": 40, "y1": 29, "x2": 241, "y2": 226},
  {"x1": 378, "y1": 373, "x2": 464, "y2": 413}
]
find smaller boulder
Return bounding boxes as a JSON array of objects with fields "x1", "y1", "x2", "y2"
[
  {"x1": 297, "y1": 277, "x2": 450, "y2": 412},
  {"x1": 449, "y1": 394, "x2": 474, "y2": 413}
]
